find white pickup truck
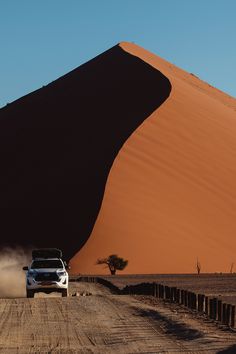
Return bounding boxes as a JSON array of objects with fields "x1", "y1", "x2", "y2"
[{"x1": 23, "y1": 248, "x2": 69, "y2": 298}]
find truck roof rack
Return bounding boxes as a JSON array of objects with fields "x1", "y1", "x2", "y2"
[{"x1": 32, "y1": 248, "x2": 62, "y2": 260}]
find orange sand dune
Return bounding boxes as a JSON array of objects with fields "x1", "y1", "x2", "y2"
[
  {"x1": 0, "y1": 44, "x2": 170, "y2": 258},
  {"x1": 71, "y1": 42, "x2": 236, "y2": 274}
]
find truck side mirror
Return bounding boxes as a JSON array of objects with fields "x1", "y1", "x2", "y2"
[{"x1": 22, "y1": 266, "x2": 28, "y2": 271}]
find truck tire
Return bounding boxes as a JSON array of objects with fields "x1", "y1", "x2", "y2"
[
  {"x1": 62, "y1": 289, "x2": 68, "y2": 297},
  {"x1": 26, "y1": 290, "x2": 34, "y2": 298}
]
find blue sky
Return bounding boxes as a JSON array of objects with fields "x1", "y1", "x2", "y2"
[{"x1": 0, "y1": 0, "x2": 235, "y2": 107}]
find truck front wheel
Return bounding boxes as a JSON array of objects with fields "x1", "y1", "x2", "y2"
[
  {"x1": 26, "y1": 290, "x2": 34, "y2": 298},
  {"x1": 62, "y1": 289, "x2": 68, "y2": 297}
]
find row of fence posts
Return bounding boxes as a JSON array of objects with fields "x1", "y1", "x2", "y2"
[
  {"x1": 76, "y1": 277, "x2": 235, "y2": 329},
  {"x1": 123, "y1": 282, "x2": 235, "y2": 329}
]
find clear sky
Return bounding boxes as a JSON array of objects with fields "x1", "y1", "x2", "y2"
[{"x1": 0, "y1": 0, "x2": 235, "y2": 107}]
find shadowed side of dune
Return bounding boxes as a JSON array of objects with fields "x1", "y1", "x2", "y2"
[{"x1": 0, "y1": 44, "x2": 171, "y2": 259}]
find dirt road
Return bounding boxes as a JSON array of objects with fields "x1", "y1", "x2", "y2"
[{"x1": 0, "y1": 282, "x2": 235, "y2": 353}]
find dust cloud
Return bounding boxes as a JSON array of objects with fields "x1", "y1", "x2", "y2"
[{"x1": 0, "y1": 247, "x2": 31, "y2": 298}]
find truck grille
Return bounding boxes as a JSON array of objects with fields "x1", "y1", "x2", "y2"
[{"x1": 35, "y1": 272, "x2": 59, "y2": 281}]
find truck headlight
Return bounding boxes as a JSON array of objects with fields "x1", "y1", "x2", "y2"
[
  {"x1": 28, "y1": 270, "x2": 37, "y2": 278},
  {"x1": 57, "y1": 271, "x2": 66, "y2": 277}
]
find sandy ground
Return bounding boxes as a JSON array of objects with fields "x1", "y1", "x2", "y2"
[
  {"x1": 0, "y1": 282, "x2": 235, "y2": 353},
  {"x1": 100, "y1": 274, "x2": 236, "y2": 306}
]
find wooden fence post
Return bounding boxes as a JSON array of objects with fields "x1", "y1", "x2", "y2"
[
  {"x1": 173, "y1": 287, "x2": 176, "y2": 302},
  {"x1": 167, "y1": 286, "x2": 173, "y2": 302},
  {"x1": 213, "y1": 298, "x2": 218, "y2": 320},
  {"x1": 169, "y1": 286, "x2": 172, "y2": 301},
  {"x1": 190, "y1": 292, "x2": 195, "y2": 309},
  {"x1": 160, "y1": 284, "x2": 162, "y2": 298},
  {"x1": 222, "y1": 303, "x2": 227, "y2": 324},
  {"x1": 187, "y1": 292, "x2": 192, "y2": 309},
  {"x1": 162, "y1": 284, "x2": 165, "y2": 299},
  {"x1": 197, "y1": 294, "x2": 201, "y2": 311},
  {"x1": 189, "y1": 292, "x2": 192, "y2": 309},
  {"x1": 172, "y1": 287, "x2": 175, "y2": 302},
  {"x1": 165, "y1": 286, "x2": 170, "y2": 300},
  {"x1": 158, "y1": 284, "x2": 163, "y2": 299},
  {"x1": 184, "y1": 290, "x2": 188, "y2": 307},
  {"x1": 170, "y1": 287, "x2": 174, "y2": 302},
  {"x1": 217, "y1": 300, "x2": 222, "y2": 322},
  {"x1": 176, "y1": 288, "x2": 180, "y2": 303},
  {"x1": 186, "y1": 291, "x2": 191, "y2": 308},
  {"x1": 226, "y1": 304, "x2": 231, "y2": 326},
  {"x1": 209, "y1": 298, "x2": 216, "y2": 319},
  {"x1": 231, "y1": 305, "x2": 235, "y2": 328},
  {"x1": 163, "y1": 286, "x2": 167, "y2": 300},
  {"x1": 181, "y1": 290, "x2": 184, "y2": 305},
  {"x1": 193, "y1": 292, "x2": 196, "y2": 309},
  {"x1": 153, "y1": 283, "x2": 157, "y2": 297},
  {"x1": 182, "y1": 290, "x2": 186, "y2": 306},
  {"x1": 155, "y1": 283, "x2": 159, "y2": 298},
  {"x1": 209, "y1": 299, "x2": 212, "y2": 318},
  {"x1": 198, "y1": 294, "x2": 204, "y2": 312},
  {"x1": 201, "y1": 295, "x2": 205, "y2": 313},
  {"x1": 205, "y1": 296, "x2": 209, "y2": 315}
]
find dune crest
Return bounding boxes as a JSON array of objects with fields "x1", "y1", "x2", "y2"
[{"x1": 71, "y1": 42, "x2": 236, "y2": 274}]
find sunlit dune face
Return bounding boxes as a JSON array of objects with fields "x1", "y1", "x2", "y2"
[{"x1": 71, "y1": 42, "x2": 236, "y2": 275}]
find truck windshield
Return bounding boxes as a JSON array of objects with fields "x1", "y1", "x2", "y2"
[{"x1": 31, "y1": 260, "x2": 63, "y2": 269}]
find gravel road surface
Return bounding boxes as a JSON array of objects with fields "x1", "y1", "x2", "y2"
[{"x1": 0, "y1": 282, "x2": 235, "y2": 353}]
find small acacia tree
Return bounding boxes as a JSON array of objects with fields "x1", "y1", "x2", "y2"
[{"x1": 96, "y1": 254, "x2": 128, "y2": 275}]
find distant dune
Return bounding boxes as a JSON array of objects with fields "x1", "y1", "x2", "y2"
[
  {"x1": 71, "y1": 42, "x2": 236, "y2": 274},
  {"x1": 0, "y1": 43, "x2": 170, "y2": 258}
]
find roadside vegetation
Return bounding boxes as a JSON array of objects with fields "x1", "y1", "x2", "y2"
[{"x1": 96, "y1": 254, "x2": 128, "y2": 275}]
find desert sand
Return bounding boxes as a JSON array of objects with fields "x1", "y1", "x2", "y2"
[{"x1": 71, "y1": 42, "x2": 236, "y2": 274}]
